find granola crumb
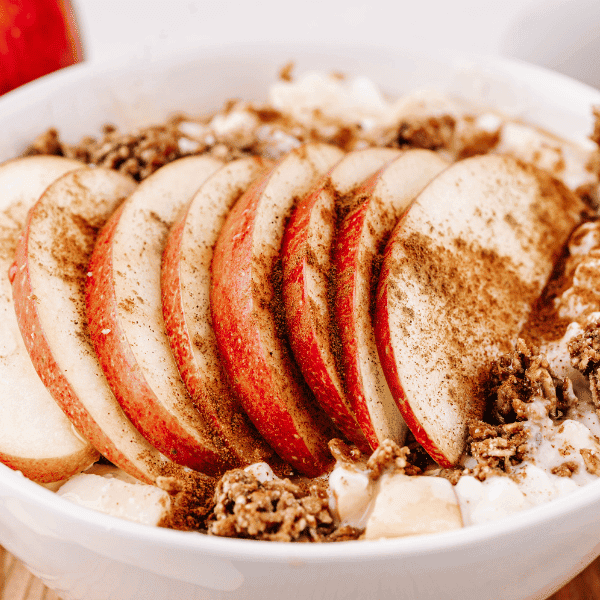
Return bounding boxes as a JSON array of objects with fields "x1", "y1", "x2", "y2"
[
  {"x1": 590, "y1": 106, "x2": 600, "y2": 147},
  {"x1": 438, "y1": 468, "x2": 463, "y2": 485},
  {"x1": 279, "y1": 61, "x2": 294, "y2": 82},
  {"x1": 551, "y1": 461, "x2": 579, "y2": 477},
  {"x1": 454, "y1": 115, "x2": 500, "y2": 158},
  {"x1": 328, "y1": 438, "x2": 363, "y2": 465},
  {"x1": 24, "y1": 128, "x2": 64, "y2": 156},
  {"x1": 396, "y1": 115, "x2": 456, "y2": 151},
  {"x1": 324, "y1": 525, "x2": 363, "y2": 542},
  {"x1": 581, "y1": 448, "x2": 600, "y2": 476}
]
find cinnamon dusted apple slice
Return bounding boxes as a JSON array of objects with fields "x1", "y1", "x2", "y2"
[
  {"x1": 281, "y1": 147, "x2": 401, "y2": 453},
  {"x1": 162, "y1": 157, "x2": 280, "y2": 468},
  {"x1": 86, "y1": 156, "x2": 231, "y2": 475},
  {"x1": 11, "y1": 167, "x2": 205, "y2": 485},
  {"x1": 0, "y1": 156, "x2": 98, "y2": 482},
  {"x1": 334, "y1": 149, "x2": 449, "y2": 451},
  {"x1": 211, "y1": 143, "x2": 344, "y2": 477},
  {"x1": 375, "y1": 154, "x2": 586, "y2": 467}
]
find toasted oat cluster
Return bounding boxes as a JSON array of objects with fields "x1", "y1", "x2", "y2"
[
  {"x1": 207, "y1": 469, "x2": 335, "y2": 542},
  {"x1": 464, "y1": 420, "x2": 530, "y2": 481},
  {"x1": 365, "y1": 439, "x2": 422, "y2": 480},
  {"x1": 488, "y1": 339, "x2": 576, "y2": 423},
  {"x1": 457, "y1": 339, "x2": 579, "y2": 481},
  {"x1": 569, "y1": 320, "x2": 600, "y2": 374}
]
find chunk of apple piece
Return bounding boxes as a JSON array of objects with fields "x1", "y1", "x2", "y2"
[
  {"x1": 211, "y1": 143, "x2": 344, "y2": 477},
  {"x1": 161, "y1": 157, "x2": 281, "y2": 468},
  {"x1": 0, "y1": 156, "x2": 98, "y2": 482},
  {"x1": 281, "y1": 147, "x2": 401, "y2": 453},
  {"x1": 375, "y1": 155, "x2": 586, "y2": 466},
  {"x1": 334, "y1": 149, "x2": 449, "y2": 450},
  {"x1": 86, "y1": 156, "x2": 232, "y2": 475}
]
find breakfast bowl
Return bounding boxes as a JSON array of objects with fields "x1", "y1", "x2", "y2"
[{"x1": 1, "y1": 42, "x2": 600, "y2": 600}]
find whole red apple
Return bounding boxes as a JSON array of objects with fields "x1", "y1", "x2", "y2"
[{"x1": 0, "y1": 0, "x2": 82, "y2": 95}]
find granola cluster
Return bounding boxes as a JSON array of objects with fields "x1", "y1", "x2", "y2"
[
  {"x1": 464, "y1": 420, "x2": 529, "y2": 481},
  {"x1": 397, "y1": 114, "x2": 499, "y2": 159},
  {"x1": 365, "y1": 438, "x2": 422, "y2": 480},
  {"x1": 207, "y1": 469, "x2": 335, "y2": 542},
  {"x1": 24, "y1": 124, "x2": 185, "y2": 181},
  {"x1": 569, "y1": 320, "x2": 600, "y2": 412},
  {"x1": 488, "y1": 338, "x2": 576, "y2": 423},
  {"x1": 457, "y1": 339, "x2": 579, "y2": 481}
]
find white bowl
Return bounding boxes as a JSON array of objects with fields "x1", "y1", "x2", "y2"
[{"x1": 1, "y1": 43, "x2": 600, "y2": 600}]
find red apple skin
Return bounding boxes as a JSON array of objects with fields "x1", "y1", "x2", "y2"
[
  {"x1": 211, "y1": 146, "x2": 342, "y2": 477},
  {"x1": 0, "y1": 447, "x2": 96, "y2": 484},
  {"x1": 281, "y1": 185, "x2": 371, "y2": 453},
  {"x1": 0, "y1": 0, "x2": 82, "y2": 95},
  {"x1": 161, "y1": 159, "x2": 282, "y2": 469},
  {"x1": 333, "y1": 199, "x2": 381, "y2": 450},
  {"x1": 374, "y1": 237, "x2": 453, "y2": 468},
  {"x1": 9, "y1": 185, "x2": 162, "y2": 483},
  {"x1": 86, "y1": 202, "x2": 230, "y2": 476}
]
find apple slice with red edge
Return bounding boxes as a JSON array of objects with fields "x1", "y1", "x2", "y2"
[
  {"x1": 334, "y1": 149, "x2": 450, "y2": 451},
  {"x1": 281, "y1": 147, "x2": 401, "y2": 453},
  {"x1": 211, "y1": 143, "x2": 344, "y2": 477},
  {"x1": 85, "y1": 155, "x2": 233, "y2": 475},
  {"x1": 375, "y1": 154, "x2": 586, "y2": 466},
  {"x1": 10, "y1": 167, "x2": 212, "y2": 488},
  {"x1": 161, "y1": 157, "x2": 283, "y2": 469},
  {"x1": 0, "y1": 155, "x2": 98, "y2": 482}
]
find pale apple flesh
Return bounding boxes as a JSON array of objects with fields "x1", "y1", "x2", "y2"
[
  {"x1": 281, "y1": 148, "x2": 402, "y2": 453},
  {"x1": 85, "y1": 155, "x2": 233, "y2": 476},
  {"x1": 0, "y1": 156, "x2": 98, "y2": 482},
  {"x1": 375, "y1": 154, "x2": 586, "y2": 467},
  {"x1": 334, "y1": 150, "x2": 450, "y2": 451},
  {"x1": 211, "y1": 143, "x2": 344, "y2": 477},
  {"x1": 161, "y1": 157, "x2": 282, "y2": 468}
]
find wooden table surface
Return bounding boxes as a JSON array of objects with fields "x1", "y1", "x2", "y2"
[{"x1": 0, "y1": 545, "x2": 597, "y2": 600}]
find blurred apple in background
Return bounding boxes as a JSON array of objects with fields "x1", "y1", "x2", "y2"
[{"x1": 0, "y1": 0, "x2": 82, "y2": 95}]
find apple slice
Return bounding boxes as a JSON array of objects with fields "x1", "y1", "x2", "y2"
[
  {"x1": 211, "y1": 143, "x2": 344, "y2": 477},
  {"x1": 161, "y1": 157, "x2": 281, "y2": 468},
  {"x1": 281, "y1": 147, "x2": 401, "y2": 453},
  {"x1": 11, "y1": 166, "x2": 201, "y2": 485},
  {"x1": 375, "y1": 154, "x2": 586, "y2": 466},
  {"x1": 333, "y1": 149, "x2": 450, "y2": 451},
  {"x1": 85, "y1": 155, "x2": 232, "y2": 475},
  {"x1": 0, "y1": 155, "x2": 98, "y2": 482}
]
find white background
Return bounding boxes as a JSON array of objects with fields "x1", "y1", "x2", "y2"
[{"x1": 71, "y1": 0, "x2": 600, "y2": 89}]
